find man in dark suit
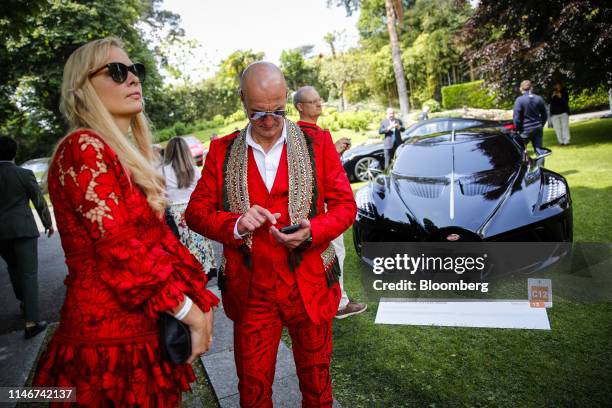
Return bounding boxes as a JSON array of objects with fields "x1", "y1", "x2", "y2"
[
  {"x1": 513, "y1": 80, "x2": 548, "y2": 151},
  {"x1": 0, "y1": 136, "x2": 53, "y2": 338},
  {"x1": 379, "y1": 107, "x2": 405, "y2": 169}
]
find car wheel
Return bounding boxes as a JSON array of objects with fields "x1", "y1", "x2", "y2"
[{"x1": 354, "y1": 156, "x2": 377, "y2": 182}]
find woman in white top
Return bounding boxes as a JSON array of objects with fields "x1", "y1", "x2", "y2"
[{"x1": 163, "y1": 136, "x2": 215, "y2": 273}]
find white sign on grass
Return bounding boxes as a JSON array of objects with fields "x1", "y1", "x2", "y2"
[{"x1": 375, "y1": 299, "x2": 551, "y2": 330}]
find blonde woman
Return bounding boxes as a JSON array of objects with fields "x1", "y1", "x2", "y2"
[
  {"x1": 33, "y1": 37, "x2": 218, "y2": 407},
  {"x1": 163, "y1": 137, "x2": 215, "y2": 273}
]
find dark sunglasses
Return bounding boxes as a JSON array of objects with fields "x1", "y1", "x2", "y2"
[
  {"x1": 89, "y1": 62, "x2": 146, "y2": 84},
  {"x1": 249, "y1": 110, "x2": 286, "y2": 121}
]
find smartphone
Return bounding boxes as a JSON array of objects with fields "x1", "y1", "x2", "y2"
[{"x1": 279, "y1": 224, "x2": 301, "y2": 234}]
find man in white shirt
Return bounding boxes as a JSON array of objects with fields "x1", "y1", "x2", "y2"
[{"x1": 186, "y1": 62, "x2": 356, "y2": 407}]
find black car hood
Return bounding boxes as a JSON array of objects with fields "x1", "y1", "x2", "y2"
[
  {"x1": 388, "y1": 132, "x2": 523, "y2": 236},
  {"x1": 392, "y1": 167, "x2": 520, "y2": 234}
]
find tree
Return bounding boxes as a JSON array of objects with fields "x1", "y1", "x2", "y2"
[
  {"x1": 280, "y1": 49, "x2": 310, "y2": 91},
  {"x1": 384, "y1": 0, "x2": 410, "y2": 118},
  {"x1": 330, "y1": 0, "x2": 410, "y2": 119},
  {"x1": 333, "y1": 0, "x2": 471, "y2": 107},
  {"x1": 460, "y1": 0, "x2": 612, "y2": 98},
  {"x1": 323, "y1": 32, "x2": 338, "y2": 58},
  {"x1": 0, "y1": 0, "x2": 182, "y2": 161},
  {"x1": 318, "y1": 51, "x2": 369, "y2": 110},
  {"x1": 218, "y1": 50, "x2": 265, "y2": 85}
]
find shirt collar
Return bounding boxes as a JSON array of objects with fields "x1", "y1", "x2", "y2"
[
  {"x1": 245, "y1": 121, "x2": 287, "y2": 153},
  {"x1": 296, "y1": 120, "x2": 321, "y2": 131}
]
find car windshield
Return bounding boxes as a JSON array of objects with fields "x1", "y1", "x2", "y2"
[
  {"x1": 393, "y1": 133, "x2": 521, "y2": 177},
  {"x1": 404, "y1": 119, "x2": 484, "y2": 140}
]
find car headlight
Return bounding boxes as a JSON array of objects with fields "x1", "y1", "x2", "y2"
[
  {"x1": 355, "y1": 187, "x2": 376, "y2": 219},
  {"x1": 341, "y1": 152, "x2": 353, "y2": 164},
  {"x1": 541, "y1": 174, "x2": 568, "y2": 207}
]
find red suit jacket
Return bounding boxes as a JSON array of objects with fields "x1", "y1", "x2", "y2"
[{"x1": 186, "y1": 123, "x2": 356, "y2": 324}]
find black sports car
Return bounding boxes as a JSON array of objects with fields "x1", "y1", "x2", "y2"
[
  {"x1": 341, "y1": 117, "x2": 514, "y2": 182},
  {"x1": 352, "y1": 126, "x2": 572, "y2": 253}
]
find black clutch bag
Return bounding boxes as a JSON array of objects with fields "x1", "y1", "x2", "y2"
[{"x1": 159, "y1": 313, "x2": 191, "y2": 365}]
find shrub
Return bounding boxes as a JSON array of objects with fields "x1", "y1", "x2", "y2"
[
  {"x1": 422, "y1": 99, "x2": 441, "y2": 113},
  {"x1": 319, "y1": 115, "x2": 340, "y2": 131},
  {"x1": 154, "y1": 127, "x2": 175, "y2": 143},
  {"x1": 211, "y1": 114, "x2": 225, "y2": 127},
  {"x1": 441, "y1": 80, "x2": 497, "y2": 110},
  {"x1": 224, "y1": 109, "x2": 246, "y2": 125},
  {"x1": 569, "y1": 87, "x2": 609, "y2": 113},
  {"x1": 337, "y1": 111, "x2": 371, "y2": 132},
  {"x1": 172, "y1": 121, "x2": 188, "y2": 136}
]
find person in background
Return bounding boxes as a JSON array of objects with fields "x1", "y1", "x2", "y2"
[
  {"x1": 0, "y1": 136, "x2": 53, "y2": 339},
  {"x1": 186, "y1": 62, "x2": 356, "y2": 407},
  {"x1": 294, "y1": 85, "x2": 367, "y2": 320},
  {"x1": 32, "y1": 37, "x2": 218, "y2": 407},
  {"x1": 549, "y1": 82, "x2": 571, "y2": 146},
  {"x1": 162, "y1": 136, "x2": 216, "y2": 276},
  {"x1": 513, "y1": 80, "x2": 548, "y2": 151},
  {"x1": 418, "y1": 105, "x2": 430, "y2": 122},
  {"x1": 379, "y1": 107, "x2": 405, "y2": 169}
]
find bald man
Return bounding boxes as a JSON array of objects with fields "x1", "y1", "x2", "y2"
[
  {"x1": 186, "y1": 62, "x2": 356, "y2": 407},
  {"x1": 294, "y1": 86, "x2": 367, "y2": 320}
]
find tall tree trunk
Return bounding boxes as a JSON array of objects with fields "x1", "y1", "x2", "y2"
[{"x1": 385, "y1": 0, "x2": 410, "y2": 121}]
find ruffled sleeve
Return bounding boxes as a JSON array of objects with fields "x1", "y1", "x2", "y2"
[{"x1": 55, "y1": 130, "x2": 218, "y2": 317}]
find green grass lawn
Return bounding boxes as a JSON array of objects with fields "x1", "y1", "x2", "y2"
[{"x1": 331, "y1": 119, "x2": 612, "y2": 407}]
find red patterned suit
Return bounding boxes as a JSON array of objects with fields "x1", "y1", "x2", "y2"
[
  {"x1": 33, "y1": 130, "x2": 218, "y2": 407},
  {"x1": 185, "y1": 121, "x2": 356, "y2": 407}
]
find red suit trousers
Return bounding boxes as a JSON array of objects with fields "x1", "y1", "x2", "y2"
[{"x1": 233, "y1": 280, "x2": 333, "y2": 408}]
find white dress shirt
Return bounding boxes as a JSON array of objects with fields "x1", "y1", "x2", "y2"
[{"x1": 233, "y1": 123, "x2": 287, "y2": 238}]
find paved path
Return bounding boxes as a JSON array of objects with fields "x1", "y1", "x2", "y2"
[
  {"x1": 568, "y1": 109, "x2": 611, "y2": 122},
  {"x1": 0, "y1": 209, "x2": 65, "y2": 336}
]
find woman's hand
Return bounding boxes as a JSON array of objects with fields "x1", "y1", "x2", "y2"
[{"x1": 180, "y1": 302, "x2": 215, "y2": 364}]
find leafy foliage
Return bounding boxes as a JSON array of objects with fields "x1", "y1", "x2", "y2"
[
  {"x1": 460, "y1": 0, "x2": 612, "y2": 98},
  {"x1": 568, "y1": 86, "x2": 610, "y2": 113},
  {"x1": 441, "y1": 80, "x2": 498, "y2": 110},
  {"x1": 0, "y1": 0, "x2": 181, "y2": 161}
]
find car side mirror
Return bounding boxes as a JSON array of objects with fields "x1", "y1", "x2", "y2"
[
  {"x1": 367, "y1": 160, "x2": 383, "y2": 181},
  {"x1": 534, "y1": 147, "x2": 552, "y2": 160}
]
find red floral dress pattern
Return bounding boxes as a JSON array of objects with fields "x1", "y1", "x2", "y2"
[{"x1": 33, "y1": 130, "x2": 219, "y2": 407}]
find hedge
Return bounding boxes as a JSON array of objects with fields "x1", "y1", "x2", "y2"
[
  {"x1": 441, "y1": 80, "x2": 497, "y2": 110},
  {"x1": 569, "y1": 86, "x2": 609, "y2": 113}
]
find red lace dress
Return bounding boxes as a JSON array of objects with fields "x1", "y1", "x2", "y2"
[{"x1": 33, "y1": 130, "x2": 219, "y2": 407}]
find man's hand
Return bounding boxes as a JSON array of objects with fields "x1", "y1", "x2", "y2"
[
  {"x1": 270, "y1": 218, "x2": 311, "y2": 250},
  {"x1": 237, "y1": 205, "x2": 281, "y2": 236},
  {"x1": 334, "y1": 137, "x2": 352, "y2": 154},
  {"x1": 45, "y1": 226, "x2": 54, "y2": 237}
]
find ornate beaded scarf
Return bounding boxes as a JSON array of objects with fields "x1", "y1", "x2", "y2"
[{"x1": 222, "y1": 119, "x2": 337, "y2": 283}]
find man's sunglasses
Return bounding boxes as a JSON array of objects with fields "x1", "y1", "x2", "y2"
[
  {"x1": 248, "y1": 110, "x2": 286, "y2": 121},
  {"x1": 89, "y1": 62, "x2": 146, "y2": 84}
]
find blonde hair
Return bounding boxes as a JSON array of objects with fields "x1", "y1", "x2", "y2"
[
  {"x1": 57, "y1": 36, "x2": 166, "y2": 215},
  {"x1": 520, "y1": 80, "x2": 532, "y2": 92},
  {"x1": 163, "y1": 137, "x2": 195, "y2": 189}
]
